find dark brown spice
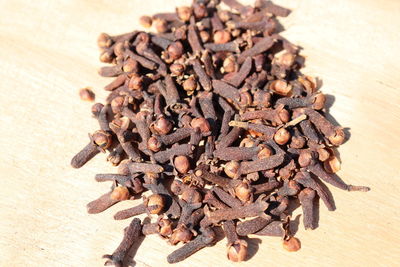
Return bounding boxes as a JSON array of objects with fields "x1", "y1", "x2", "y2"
[
  {"x1": 255, "y1": 220, "x2": 286, "y2": 237},
  {"x1": 87, "y1": 191, "x2": 119, "y2": 214},
  {"x1": 109, "y1": 123, "x2": 141, "y2": 162},
  {"x1": 298, "y1": 187, "x2": 317, "y2": 230},
  {"x1": 114, "y1": 194, "x2": 165, "y2": 220},
  {"x1": 153, "y1": 144, "x2": 194, "y2": 164},
  {"x1": 236, "y1": 216, "x2": 273, "y2": 236},
  {"x1": 212, "y1": 187, "x2": 243, "y2": 208},
  {"x1": 205, "y1": 194, "x2": 269, "y2": 223},
  {"x1": 223, "y1": 220, "x2": 248, "y2": 262},
  {"x1": 188, "y1": 17, "x2": 203, "y2": 54},
  {"x1": 307, "y1": 159, "x2": 370, "y2": 192},
  {"x1": 71, "y1": 130, "x2": 112, "y2": 168},
  {"x1": 213, "y1": 146, "x2": 260, "y2": 161},
  {"x1": 95, "y1": 173, "x2": 131, "y2": 184},
  {"x1": 204, "y1": 41, "x2": 240, "y2": 52},
  {"x1": 191, "y1": 58, "x2": 212, "y2": 91},
  {"x1": 253, "y1": 179, "x2": 280, "y2": 194},
  {"x1": 203, "y1": 190, "x2": 229, "y2": 209},
  {"x1": 237, "y1": 153, "x2": 286, "y2": 175},
  {"x1": 237, "y1": 37, "x2": 275, "y2": 64},
  {"x1": 212, "y1": 79, "x2": 241, "y2": 104},
  {"x1": 103, "y1": 218, "x2": 142, "y2": 267},
  {"x1": 71, "y1": 1, "x2": 370, "y2": 264},
  {"x1": 215, "y1": 125, "x2": 243, "y2": 149},
  {"x1": 167, "y1": 227, "x2": 215, "y2": 263},
  {"x1": 294, "y1": 171, "x2": 335, "y2": 211},
  {"x1": 224, "y1": 57, "x2": 253, "y2": 87}
]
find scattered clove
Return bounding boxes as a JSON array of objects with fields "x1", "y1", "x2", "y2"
[
  {"x1": 70, "y1": 0, "x2": 370, "y2": 265},
  {"x1": 103, "y1": 218, "x2": 142, "y2": 267}
]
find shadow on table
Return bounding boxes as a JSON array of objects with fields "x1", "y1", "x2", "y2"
[{"x1": 244, "y1": 236, "x2": 261, "y2": 261}]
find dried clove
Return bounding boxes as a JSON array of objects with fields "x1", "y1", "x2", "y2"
[
  {"x1": 103, "y1": 218, "x2": 142, "y2": 267},
  {"x1": 167, "y1": 227, "x2": 215, "y2": 263},
  {"x1": 298, "y1": 187, "x2": 317, "y2": 230},
  {"x1": 205, "y1": 195, "x2": 269, "y2": 223},
  {"x1": 71, "y1": 0, "x2": 370, "y2": 264},
  {"x1": 223, "y1": 220, "x2": 248, "y2": 262}
]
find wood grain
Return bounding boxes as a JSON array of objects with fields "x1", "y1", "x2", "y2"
[{"x1": 0, "y1": 0, "x2": 399, "y2": 266}]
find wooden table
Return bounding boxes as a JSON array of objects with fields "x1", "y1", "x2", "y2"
[{"x1": 1, "y1": 0, "x2": 399, "y2": 266}]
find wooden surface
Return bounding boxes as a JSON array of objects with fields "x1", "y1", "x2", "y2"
[{"x1": 1, "y1": 0, "x2": 399, "y2": 266}]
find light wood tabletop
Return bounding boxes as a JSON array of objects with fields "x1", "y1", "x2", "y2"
[{"x1": 1, "y1": 0, "x2": 399, "y2": 266}]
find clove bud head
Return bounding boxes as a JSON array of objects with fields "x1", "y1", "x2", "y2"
[
  {"x1": 110, "y1": 186, "x2": 130, "y2": 201},
  {"x1": 274, "y1": 127, "x2": 291, "y2": 145},
  {"x1": 190, "y1": 117, "x2": 211, "y2": 134},
  {"x1": 79, "y1": 87, "x2": 95, "y2": 102},
  {"x1": 199, "y1": 30, "x2": 210, "y2": 43},
  {"x1": 224, "y1": 161, "x2": 240, "y2": 179},
  {"x1": 183, "y1": 76, "x2": 198, "y2": 92},
  {"x1": 128, "y1": 74, "x2": 144, "y2": 90},
  {"x1": 276, "y1": 52, "x2": 295, "y2": 69},
  {"x1": 176, "y1": 6, "x2": 192, "y2": 22},
  {"x1": 167, "y1": 41, "x2": 184, "y2": 60},
  {"x1": 170, "y1": 63, "x2": 185, "y2": 76},
  {"x1": 147, "y1": 136, "x2": 162, "y2": 152},
  {"x1": 234, "y1": 182, "x2": 253, "y2": 203},
  {"x1": 312, "y1": 92, "x2": 326, "y2": 110},
  {"x1": 99, "y1": 50, "x2": 113, "y2": 63},
  {"x1": 269, "y1": 80, "x2": 292, "y2": 96},
  {"x1": 290, "y1": 135, "x2": 306, "y2": 149},
  {"x1": 222, "y1": 55, "x2": 238, "y2": 73},
  {"x1": 181, "y1": 188, "x2": 203, "y2": 204},
  {"x1": 253, "y1": 90, "x2": 271, "y2": 107},
  {"x1": 91, "y1": 103, "x2": 104, "y2": 117},
  {"x1": 152, "y1": 116, "x2": 173, "y2": 135},
  {"x1": 324, "y1": 155, "x2": 341, "y2": 173},
  {"x1": 298, "y1": 150, "x2": 316, "y2": 167},
  {"x1": 317, "y1": 148, "x2": 330, "y2": 161},
  {"x1": 170, "y1": 225, "x2": 193, "y2": 245},
  {"x1": 92, "y1": 130, "x2": 112, "y2": 150},
  {"x1": 257, "y1": 145, "x2": 272, "y2": 159},
  {"x1": 299, "y1": 75, "x2": 317, "y2": 95},
  {"x1": 174, "y1": 155, "x2": 191, "y2": 174},
  {"x1": 123, "y1": 58, "x2": 139, "y2": 73},
  {"x1": 147, "y1": 194, "x2": 165, "y2": 214},
  {"x1": 214, "y1": 30, "x2": 231, "y2": 44},
  {"x1": 328, "y1": 128, "x2": 345, "y2": 146},
  {"x1": 111, "y1": 96, "x2": 125, "y2": 114},
  {"x1": 139, "y1": 15, "x2": 152, "y2": 28},
  {"x1": 283, "y1": 236, "x2": 301, "y2": 252},
  {"x1": 227, "y1": 239, "x2": 248, "y2": 262},
  {"x1": 239, "y1": 91, "x2": 253, "y2": 108},
  {"x1": 97, "y1": 33, "x2": 112, "y2": 48},
  {"x1": 158, "y1": 218, "x2": 173, "y2": 237},
  {"x1": 193, "y1": 3, "x2": 207, "y2": 19},
  {"x1": 240, "y1": 137, "x2": 255, "y2": 147},
  {"x1": 278, "y1": 108, "x2": 291, "y2": 124}
]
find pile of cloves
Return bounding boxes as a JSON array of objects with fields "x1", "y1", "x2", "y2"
[{"x1": 71, "y1": 0, "x2": 370, "y2": 265}]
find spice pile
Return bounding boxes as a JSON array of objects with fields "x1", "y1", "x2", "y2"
[{"x1": 71, "y1": 0, "x2": 370, "y2": 265}]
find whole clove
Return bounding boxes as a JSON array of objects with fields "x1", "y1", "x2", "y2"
[
  {"x1": 223, "y1": 220, "x2": 248, "y2": 262},
  {"x1": 167, "y1": 227, "x2": 215, "y2": 263},
  {"x1": 103, "y1": 218, "x2": 142, "y2": 267},
  {"x1": 70, "y1": 0, "x2": 370, "y2": 265},
  {"x1": 298, "y1": 187, "x2": 317, "y2": 230}
]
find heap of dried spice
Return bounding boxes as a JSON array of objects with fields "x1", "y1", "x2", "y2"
[{"x1": 71, "y1": 0, "x2": 370, "y2": 265}]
